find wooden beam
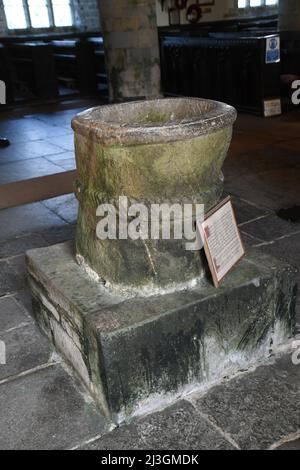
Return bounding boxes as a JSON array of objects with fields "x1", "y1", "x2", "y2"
[{"x1": 0, "y1": 170, "x2": 78, "y2": 210}]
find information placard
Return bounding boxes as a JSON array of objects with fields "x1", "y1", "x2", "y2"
[
  {"x1": 198, "y1": 197, "x2": 245, "y2": 288},
  {"x1": 264, "y1": 98, "x2": 282, "y2": 117},
  {"x1": 266, "y1": 36, "x2": 280, "y2": 64}
]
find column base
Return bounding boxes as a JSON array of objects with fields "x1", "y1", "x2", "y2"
[{"x1": 26, "y1": 241, "x2": 297, "y2": 423}]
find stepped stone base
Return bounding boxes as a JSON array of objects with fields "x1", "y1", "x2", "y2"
[{"x1": 26, "y1": 242, "x2": 298, "y2": 424}]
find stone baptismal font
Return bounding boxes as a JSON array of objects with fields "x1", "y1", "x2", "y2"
[
  {"x1": 26, "y1": 98, "x2": 297, "y2": 423},
  {"x1": 72, "y1": 98, "x2": 236, "y2": 293}
]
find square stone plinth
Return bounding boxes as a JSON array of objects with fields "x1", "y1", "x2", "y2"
[{"x1": 26, "y1": 242, "x2": 298, "y2": 424}]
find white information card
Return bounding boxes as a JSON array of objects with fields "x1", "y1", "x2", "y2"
[{"x1": 198, "y1": 197, "x2": 245, "y2": 288}]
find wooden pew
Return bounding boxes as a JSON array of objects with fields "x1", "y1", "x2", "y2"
[
  {"x1": 8, "y1": 42, "x2": 58, "y2": 102},
  {"x1": 159, "y1": 33, "x2": 281, "y2": 116},
  {"x1": 0, "y1": 43, "x2": 14, "y2": 104},
  {"x1": 51, "y1": 39, "x2": 97, "y2": 96},
  {"x1": 281, "y1": 31, "x2": 300, "y2": 76},
  {"x1": 87, "y1": 36, "x2": 108, "y2": 96}
]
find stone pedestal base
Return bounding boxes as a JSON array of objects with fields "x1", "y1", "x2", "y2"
[{"x1": 26, "y1": 242, "x2": 297, "y2": 424}]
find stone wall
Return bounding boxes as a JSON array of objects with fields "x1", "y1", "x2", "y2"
[
  {"x1": 73, "y1": 0, "x2": 101, "y2": 31},
  {"x1": 0, "y1": 0, "x2": 280, "y2": 35},
  {"x1": 0, "y1": 0, "x2": 101, "y2": 36},
  {"x1": 0, "y1": 1, "x2": 6, "y2": 35}
]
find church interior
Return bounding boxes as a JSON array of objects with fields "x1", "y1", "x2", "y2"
[{"x1": 0, "y1": 0, "x2": 299, "y2": 451}]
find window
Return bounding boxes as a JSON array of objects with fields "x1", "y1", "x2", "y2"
[
  {"x1": 3, "y1": 0, "x2": 27, "y2": 29},
  {"x1": 238, "y1": 0, "x2": 278, "y2": 8},
  {"x1": 3, "y1": 0, "x2": 74, "y2": 30},
  {"x1": 28, "y1": 0, "x2": 50, "y2": 28},
  {"x1": 52, "y1": 0, "x2": 73, "y2": 27}
]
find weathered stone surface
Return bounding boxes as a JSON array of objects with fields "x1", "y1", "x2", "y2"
[
  {"x1": 0, "y1": 297, "x2": 30, "y2": 332},
  {"x1": 72, "y1": 98, "x2": 236, "y2": 289},
  {"x1": 0, "y1": 202, "x2": 68, "y2": 242},
  {"x1": 255, "y1": 232, "x2": 300, "y2": 274},
  {"x1": 13, "y1": 290, "x2": 34, "y2": 318},
  {"x1": 98, "y1": 0, "x2": 160, "y2": 102},
  {"x1": 296, "y1": 299, "x2": 300, "y2": 335},
  {"x1": 0, "y1": 324, "x2": 53, "y2": 380},
  {"x1": 41, "y1": 223, "x2": 76, "y2": 245},
  {"x1": 0, "y1": 260, "x2": 24, "y2": 296},
  {"x1": 231, "y1": 197, "x2": 270, "y2": 226},
  {"x1": 81, "y1": 401, "x2": 235, "y2": 450},
  {"x1": 254, "y1": 233, "x2": 300, "y2": 332},
  {"x1": 26, "y1": 241, "x2": 297, "y2": 423},
  {"x1": 0, "y1": 364, "x2": 110, "y2": 450},
  {"x1": 41, "y1": 194, "x2": 78, "y2": 225},
  {"x1": 240, "y1": 232, "x2": 264, "y2": 248},
  {"x1": 0, "y1": 233, "x2": 47, "y2": 260},
  {"x1": 7, "y1": 255, "x2": 28, "y2": 289},
  {"x1": 241, "y1": 214, "x2": 300, "y2": 243},
  {"x1": 277, "y1": 438, "x2": 300, "y2": 450},
  {"x1": 193, "y1": 355, "x2": 300, "y2": 450}
]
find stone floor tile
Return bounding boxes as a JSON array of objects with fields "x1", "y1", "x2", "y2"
[
  {"x1": 82, "y1": 401, "x2": 236, "y2": 451},
  {"x1": 0, "y1": 260, "x2": 24, "y2": 297},
  {"x1": 241, "y1": 214, "x2": 300, "y2": 243},
  {"x1": 0, "y1": 202, "x2": 68, "y2": 242},
  {"x1": 231, "y1": 197, "x2": 271, "y2": 226},
  {"x1": 41, "y1": 195, "x2": 78, "y2": 224},
  {"x1": 0, "y1": 296, "x2": 31, "y2": 333},
  {"x1": 7, "y1": 255, "x2": 28, "y2": 288},
  {"x1": 44, "y1": 150, "x2": 74, "y2": 163},
  {"x1": 0, "y1": 157, "x2": 65, "y2": 185},
  {"x1": 45, "y1": 134, "x2": 74, "y2": 152},
  {"x1": 226, "y1": 147, "x2": 300, "y2": 178},
  {"x1": 254, "y1": 232, "x2": 300, "y2": 270},
  {"x1": 30, "y1": 113, "x2": 74, "y2": 129},
  {"x1": 240, "y1": 231, "x2": 264, "y2": 248},
  {"x1": 0, "y1": 233, "x2": 47, "y2": 260},
  {"x1": 41, "y1": 224, "x2": 76, "y2": 245},
  {"x1": 54, "y1": 158, "x2": 76, "y2": 171},
  {"x1": 0, "y1": 323, "x2": 52, "y2": 381},
  {"x1": 0, "y1": 125, "x2": 70, "y2": 144},
  {"x1": 0, "y1": 117, "x2": 51, "y2": 135},
  {"x1": 0, "y1": 364, "x2": 110, "y2": 450},
  {"x1": 225, "y1": 167, "x2": 300, "y2": 213},
  {"x1": 0, "y1": 140, "x2": 65, "y2": 165},
  {"x1": 13, "y1": 290, "x2": 34, "y2": 318},
  {"x1": 193, "y1": 355, "x2": 300, "y2": 450}
]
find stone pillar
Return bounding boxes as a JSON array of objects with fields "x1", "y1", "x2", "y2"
[
  {"x1": 279, "y1": 0, "x2": 300, "y2": 31},
  {"x1": 98, "y1": 0, "x2": 161, "y2": 102}
]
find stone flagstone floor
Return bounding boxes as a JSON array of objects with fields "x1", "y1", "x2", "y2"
[{"x1": 0, "y1": 105, "x2": 299, "y2": 450}]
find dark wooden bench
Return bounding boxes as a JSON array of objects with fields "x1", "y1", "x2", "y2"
[
  {"x1": 0, "y1": 43, "x2": 14, "y2": 104},
  {"x1": 87, "y1": 36, "x2": 108, "y2": 95},
  {"x1": 8, "y1": 41, "x2": 58, "y2": 103},
  {"x1": 159, "y1": 33, "x2": 281, "y2": 116},
  {"x1": 51, "y1": 39, "x2": 97, "y2": 96}
]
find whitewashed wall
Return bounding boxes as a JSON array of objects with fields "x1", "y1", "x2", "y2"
[{"x1": 156, "y1": 0, "x2": 278, "y2": 27}]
